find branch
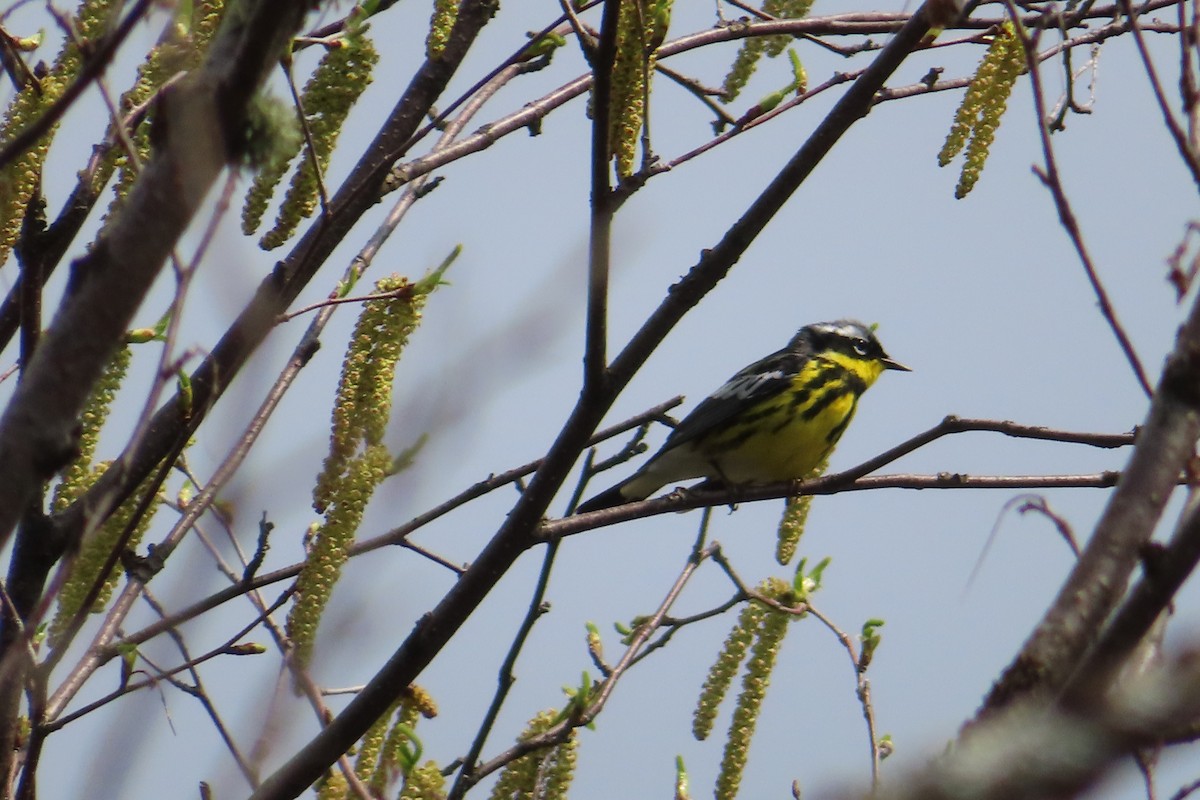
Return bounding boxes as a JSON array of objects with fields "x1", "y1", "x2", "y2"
[
  {"x1": 0, "y1": 68, "x2": 188, "y2": 354},
  {"x1": 805, "y1": 605, "x2": 884, "y2": 786},
  {"x1": 381, "y1": 7, "x2": 1169, "y2": 196},
  {"x1": 64, "y1": 397, "x2": 684, "y2": 683},
  {"x1": 1120, "y1": 0, "x2": 1200, "y2": 189},
  {"x1": 558, "y1": 414, "x2": 1135, "y2": 531},
  {"x1": 1060, "y1": 485, "x2": 1200, "y2": 707},
  {"x1": 583, "y1": 0, "x2": 620, "y2": 387},
  {"x1": 446, "y1": 540, "x2": 561, "y2": 800},
  {"x1": 548, "y1": 471, "x2": 1126, "y2": 536}
]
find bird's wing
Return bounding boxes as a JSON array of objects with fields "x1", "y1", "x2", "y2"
[{"x1": 655, "y1": 346, "x2": 805, "y2": 454}]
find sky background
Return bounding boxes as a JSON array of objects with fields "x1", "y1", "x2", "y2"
[{"x1": 4, "y1": 0, "x2": 1199, "y2": 798}]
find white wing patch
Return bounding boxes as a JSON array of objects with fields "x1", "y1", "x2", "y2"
[{"x1": 710, "y1": 370, "x2": 785, "y2": 401}]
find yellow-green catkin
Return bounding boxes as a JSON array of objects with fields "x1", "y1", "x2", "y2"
[
  {"x1": 328, "y1": 685, "x2": 439, "y2": 797},
  {"x1": 488, "y1": 710, "x2": 579, "y2": 800},
  {"x1": 775, "y1": 496, "x2": 810, "y2": 566},
  {"x1": 288, "y1": 442, "x2": 391, "y2": 668},
  {"x1": 693, "y1": 600, "x2": 768, "y2": 740},
  {"x1": 722, "y1": 0, "x2": 812, "y2": 103},
  {"x1": 315, "y1": 772, "x2": 349, "y2": 800},
  {"x1": 676, "y1": 755, "x2": 691, "y2": 800},
  {"x1": 398, "y1": 761, "x2": 446, "y2": 800},
  {"x1": 47, "y1": 344, "x2": 146, "y2": 648},
  {"x1": 353, "y1": 698, "x2": 403, "y2": 792},
  {"x1": 252, "y1": 35, "x2": 378, "y2": 249},
  {"x1": 48, "y1": 464, "x2": 161, "y2": 649},
  {"x1": 0, "y1": 0, "x2": 119, "y2": 266},
  {"x1": 938, "y1": 21, "x2": 1026, "y2": 198},
  {"x1": 715, "y1": 579, "x2": 797, "y2": 800},
  {"x1": 426, "y1": 0, "x2": 458, "y2": 59},
  {"x1": 313, "y1": 275, "x2": 427, "y2": 513},
  {"x1": 104, "y1": 1, "x2": 226, "y2": 219},
  {"x1": 762, "y1": 0, "x2": 814, "y2": 56},
  {"x1": 193, "y1": 0, "x2": 226, "y2": 47},
  {"x1": 369, "y1": 687, "x2": 439, "y2": 792},
  {"x1": 608, "y1": 0, "x2": 672, "y2": 178},
  {"x1": 543, "y1": 727, "x2": 579, "y2": 800},
  {"x1": 404, "y1": 684, "x2": 441, "y2": 719},
  {"x1": 723, "y1": 34, "x2": 765, "y2": 104},
  {"x1": 52, "y1": 346, "x2": 131, "y2": 512},
  {"x1": 775, "y1": 454, "x2": 825, "y2": 565},
  {"x1": 290, "y1": 270, "x2": 445, "y2": 668}
]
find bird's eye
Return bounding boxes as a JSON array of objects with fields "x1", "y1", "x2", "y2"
[{"x1": 852, "y1": 338, "x2": 869, "y2": 356}]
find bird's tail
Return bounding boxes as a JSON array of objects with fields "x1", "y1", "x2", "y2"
[
  {"x1": 576, "y1": 468, "x2": 666, "y2": 514},
  {"x1": 575, "y1": 481, "x2": 633, "y2": 514}
]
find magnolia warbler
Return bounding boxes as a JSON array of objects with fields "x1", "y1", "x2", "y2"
[{"x1": 576, "y1": 320, "x2": 908, "y2": 513}]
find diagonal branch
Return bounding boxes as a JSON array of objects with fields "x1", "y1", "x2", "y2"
[{"x1": 1060, "y1": 485, "x2": 1200, "y2": 708}]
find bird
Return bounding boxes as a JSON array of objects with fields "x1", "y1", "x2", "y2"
[{"x1": 576, "y1": 320, "x2": 909, "y2": 513}]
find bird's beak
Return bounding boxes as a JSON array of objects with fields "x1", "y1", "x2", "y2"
[{"x1": 882, "y1": 357, "x2": 911, "y2": 372}]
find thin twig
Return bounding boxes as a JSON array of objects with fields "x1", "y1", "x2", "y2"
[
  {"x1": 42, "y1": 317, "x2": 316, "y2": 720},
  {"x1": 462, "y1": 542, "x2": 719, "y2": 790},
  {"x1": 553, "y1": 471, "x2": 1129, "y2": 535},
  {"x1": 806, "y1": 604, "x2": 884, "y2": 786},
  {"x1": 560, "y1": 414, "x2": 1135, "y2": 528},
  {"x1": 137, "y1": 588, "x2": 258, "y2": 786},
  {"x1": 447, "y1": 540, "x2": 561, "y2": 800},
  {"x1": 385, "y1": 12, "x2": 1174, "y2": 193},
  {"x1": 277, "y1": 285, "x2": 422, "y2": 323},
  {"x1": 38, "y1": 172, "x2": 239, "y2": 671},
  {"x1": 1005, "y1": 2, "x2": 1153, "y2": 396},
  {"x1": 72, "y1": 397, "x2": 688, "y2": 675},
  {"x1": 1121, "y1": 0, "x2": 1200, "y2": 187},
  {"x1": 981, "y1": 250, "x2": 1200, "y2": 713},
  {"x1": 281, "y1": 55, "x2": 332, "y2": 221},
  {"x1": 363, "y1": 59, "x2": 531, "y2": 272},
  {"x1": 629, "y1": 595, "x2": 744, "y2": 667},
  {"x1": 96, "y1": 414, "x2": 1133, "y2": 673},
  {"x1": 44, "y1": 589, "x2": 291, "y2": 733},
  {"x1": 51, "y1": 64, "x2": 534, "y2": 715}
]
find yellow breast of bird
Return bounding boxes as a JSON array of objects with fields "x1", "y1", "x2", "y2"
[{"x1": 698, "y1": 384, "x2": 860, "y2": 484}]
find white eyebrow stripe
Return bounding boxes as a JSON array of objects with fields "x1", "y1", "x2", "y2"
[{"x1": 812, "y1": 322, "x2": 863, "y2": 339}]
